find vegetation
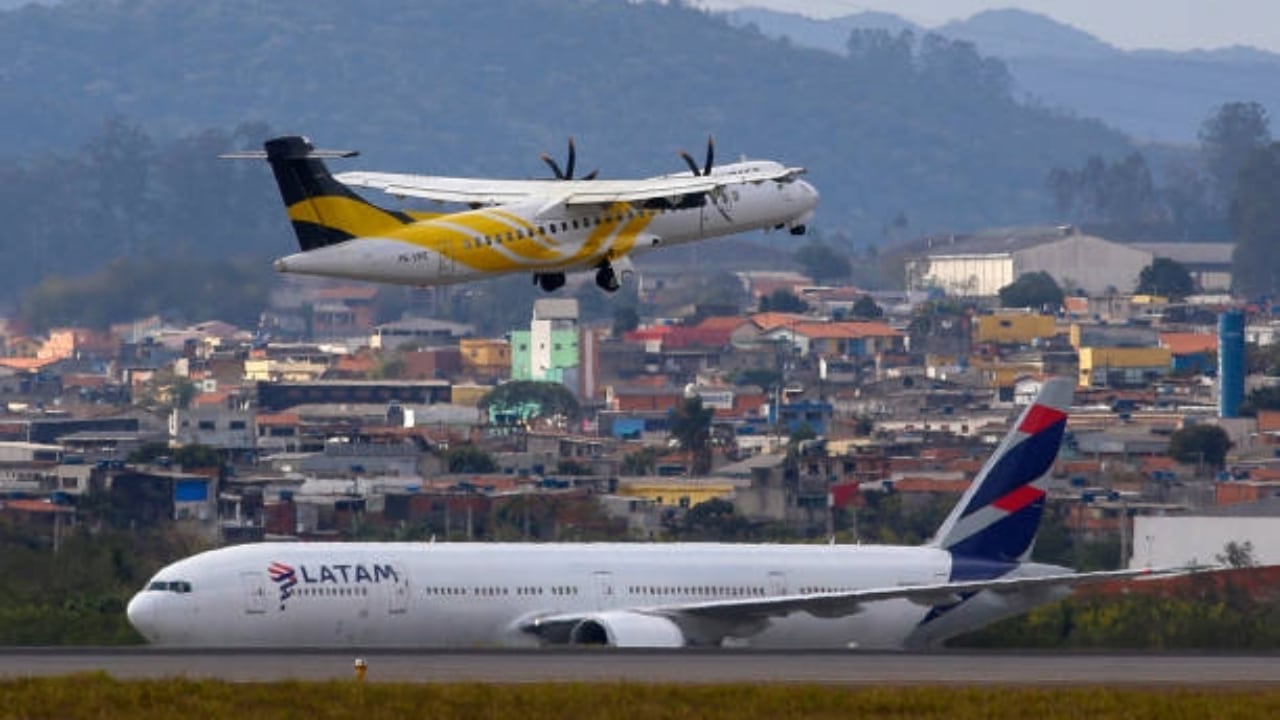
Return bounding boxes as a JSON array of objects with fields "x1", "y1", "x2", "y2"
[
  {"x1": 669, "y1": 396, "x2": 715, "y2": 475},
  {"x1": 6, "y1": 678, "x2": 1280, "y2": 720},
  {"x1": 0, "y1": 0, "x2": 1140, "y2": 302},
  {"x1": 849, "y1": 295, "x2": 884, "y2": 319},
  {"x1": 792, "y1": 239, "x2": 851, "y2": 284},
  {"x1": 441, "y1": 445, "x2": 498, "y2": 474},
  {"x1": 1168, "y1": 424, "x2": 1232, "y2": 469},
  {"x1": 479, "y1": 381, "x2": 581, "y2": 423},
  {"x1": 1230, "y1": 141, "x2": 1280, "y2": 299},
  {"x1": 998, "y1": 271, "x2": 1064, "y2": 310},
  {"x1": 0, "y1": 522, "x2": 202, "y2": 645},
  {"x1": 1135, "y1": 257, "x2": 1195, "y2": 300},
  {"x1": 757, "y1": 289, "x2": 808, "y2": 313},
  {"x1": 958, "y1": 571, "x2": 1280, "y2": 650}
]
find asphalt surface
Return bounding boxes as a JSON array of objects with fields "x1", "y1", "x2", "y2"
[{"x1": 0, "y1": 649, "x2": 1278, "y2": 685}]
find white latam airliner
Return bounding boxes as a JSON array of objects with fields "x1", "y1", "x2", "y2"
[
  {"x1": 226, "y1": 135, "x2": 818, "y2": 293},
  {"x1": 127, "y1": 378, "x2": 1164, "y2": 649}
]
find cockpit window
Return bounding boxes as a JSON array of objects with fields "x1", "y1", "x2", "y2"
[{"x1": 147, "y1": 580, "x2": 193, "y2": 593}]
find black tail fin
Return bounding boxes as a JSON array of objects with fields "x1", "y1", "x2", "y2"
[{"x1": 227, "y1": 136, "x2": 409, "y2": 251}]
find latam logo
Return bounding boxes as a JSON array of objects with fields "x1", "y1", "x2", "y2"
[
  {"x1": 267, "y1": 561, "x2": 401, "y2": 610},
  {"x1": 268, "y1": 561, "x2": 298, "y2": 610}
]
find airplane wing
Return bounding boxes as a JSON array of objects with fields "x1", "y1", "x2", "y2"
[
  {"x1": 518, "y1": 566, "x2": 1188, "y2": 646},
  {"x1": 336, "y1": 168, "x2": 805, "y2": 209}
]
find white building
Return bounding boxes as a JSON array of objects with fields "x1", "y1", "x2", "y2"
[
  {"x1": 1129, "y1": 499, "x2": 1280, "y2": 569},
  {"x1": 906, "y1": 229, "x2": 1231, "y2": 298}
]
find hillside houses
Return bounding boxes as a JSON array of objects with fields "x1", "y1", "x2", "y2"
[{"x1": 3, "y1": 259, "x2": 1280, "y2": 568}]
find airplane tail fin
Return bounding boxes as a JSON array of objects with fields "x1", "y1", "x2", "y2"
[
  {"x1": 929, "y1": 377, "x2": 1073, "y2": 568},
  {"x1": 224, "y1": 136, "x2": 410, "y2": 251}
]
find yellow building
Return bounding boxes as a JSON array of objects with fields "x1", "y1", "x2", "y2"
[
  {"x1": 615, "y1": 479, "x2": 741, "y2": 508},
  {"x1": 459, "y1": 338, "x2": 511, "y2": 378},
  {"x1": 1077, "y1": 346, "x2": 1171, "y2": 388},
  {"x1": 449, "y1": 383, "x2": 491, "y2": 408},
  {"x1": 242, "y1": 358, "x2": 328, "y2": 382},
  {"x1": 973, "y1": 313, "x2": 1058, "y2": 345}
]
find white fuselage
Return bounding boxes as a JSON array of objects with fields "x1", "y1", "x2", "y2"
[
  {"x1": 274, "y1": 162, "x2": 819, "y2": 286},
  {"x1": 126, "y1": 541, "x2": 1055, "y2": 650}
]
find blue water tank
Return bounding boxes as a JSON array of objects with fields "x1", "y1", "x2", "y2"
[{"x1": 1218, "y1": 309, "x2": 1245, "y2": 418}]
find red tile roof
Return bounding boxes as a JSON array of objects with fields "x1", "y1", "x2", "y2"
[{"x1": 1160, "y1": 332, "x2": 1218, "y2": 356}]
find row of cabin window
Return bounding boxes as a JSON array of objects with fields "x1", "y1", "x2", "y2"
[
  {"x1": 627, "y1": 585, "x2": 768, "y2": 597},
  {"x1": 295, "y1": 586, "x2": 369, "y2": 598},
  {"x1": 424, "y1": 586, "x2": 580, "y2": 597},
  {"x1": 461, "y1": 209, "x2": 660, "y2": 250}
]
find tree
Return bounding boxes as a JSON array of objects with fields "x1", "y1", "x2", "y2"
[
  {"x1": 1230, "y1": 143, "x2": 1280, "y2": 298},
  {"x1": 479, "y1": 381, "x2": 581, "y2": 422},
  {"x1": 1200, "y1": 101, "x2": 1272, "y2": 208},
  {"x1": 669, "y1": 395, "x2": 714, "y2": 475},
  {"x1": 612, "y1": 304, "x2": 640, "y2": 337},
  {"x1": 998, "y1": 272, "x2": 1063, "y2": 310},
  {"x1": 758, "y1": 289, "x2": 808, "y2": 313},
  {"x1": 443, "y1": 445, "x2": 497, "y2": 474},
  {"x1": 1216, "y1": 540, "x2": 1257, "y2": 568},
  {"x1": 850, "y1": 295, "x2": 883, "y2": 319},
  {"x1": 793, "y1": 239, "x2": 852, "y2": 284},
  {"x1": 1168, "y1": 424, "x2": 1232, "y2": 470},
  {"x1": 1136, "y1": 258, "x2": 1195, "y2": 300}
]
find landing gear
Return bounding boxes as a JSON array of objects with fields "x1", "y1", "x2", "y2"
[
  {"x1": 534, "y1": 272, "x2": 566, "y2": 292},
  {"x1": 595, "y1": 263, "x2": 620, "y2": 293},
  {"x1": 789, "y1": 224, "x2": 807, "y2": 236}
]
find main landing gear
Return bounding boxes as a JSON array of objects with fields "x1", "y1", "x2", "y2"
[
  {"x1": 595, "y1": 262, "x2": 620, "y2": 293},
  {"x1": 534, "y1": 272, "x2": 566, "y2": 292}
]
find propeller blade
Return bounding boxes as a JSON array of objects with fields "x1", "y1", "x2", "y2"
[
  {"x1": 679, "y1": 150, "x2": 702, "y2": 176},
  {"x1": 540, "y1": 153, "x2": 565, "y2": 180},
  {"x1": 565, "y1": 137, "x2": 577, "y2": 180},
  {"x1": 581, "y1": 169, "x2": 599, "y2": 181},
  {"x1": 703, "y1": 136, "x2": 715, "y2": 177}
]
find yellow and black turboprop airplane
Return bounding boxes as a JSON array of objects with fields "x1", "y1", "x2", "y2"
[{"x1": 226, "y1": 135, "x2": 818, "y2": 292}]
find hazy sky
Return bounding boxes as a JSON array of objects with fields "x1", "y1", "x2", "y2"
[{"x1": 696, "y1": 0, "x2": 1280, "y2": 53}]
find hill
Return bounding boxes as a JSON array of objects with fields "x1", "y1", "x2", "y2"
[
  {"x1": 0, "y1": 0, "x2": 1133, "y2": 299},
  {"x1": 728, "y1": 6, "x2": 1280, "y2": 143}
]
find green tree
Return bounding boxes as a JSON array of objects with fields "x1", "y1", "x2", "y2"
[
  {"x1": 479, "y1": 381, "x2": 581, "y2": 422},
  {"x1": 1201, "y1": 101, "x2": 1272, "y2": 207},
  {"x1": 1136, "y1": 257, "x2": 1195, "y2": 300},
  {"x1": 443, "y1": 445, "x2": 497, "y2": 474},
  {"x1": 620, "y1": 447, "x2": 657, "y2": 475},
  {"x1": 1168, "y1": 424, "x2": 1232, "y2": 469},
  {"x1": 1230, "y1": 143, "x2": 1280, "y2": 298},
  {"x1": 850, "y1": 295, "x2": 883, "y2": 319},
  {"x1": 793, "y1": 239, "x2": 852, "y2": 284},
  {"x1": 758, "y1": 289, "x2": 809, "y2": 313},
  {"x1": 998, "y1": 271, "x2": 1064, "y2": 310},
  {"x1": 670, "y1": 395, "x2": 714, "y2": 475},
  {"x1": 612, "y1": 304, "x2": 640, "y2": 337}
]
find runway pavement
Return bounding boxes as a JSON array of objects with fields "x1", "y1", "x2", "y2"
[{"x1": 0, "y1": 649, "x2": 1278, "y2": 685}]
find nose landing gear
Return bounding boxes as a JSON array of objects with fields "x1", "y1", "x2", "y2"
[{"x1": 534, "y1": 272, "x2": 566, "y2": 292}]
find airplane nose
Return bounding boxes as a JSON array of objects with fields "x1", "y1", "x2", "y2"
[{"x1": 126, "y1": 593, "x2": 157, "y2": 642}]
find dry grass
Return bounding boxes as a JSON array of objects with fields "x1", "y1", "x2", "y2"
[{"x1": 2, "y1": 676, "x2": 1279, "y2": 720}]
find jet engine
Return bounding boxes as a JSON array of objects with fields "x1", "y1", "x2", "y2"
[{"x1": 568, "y1": 611, "x2": 685, "y2": 647}]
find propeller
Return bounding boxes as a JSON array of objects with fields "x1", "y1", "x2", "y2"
[
  {"x1": 679, "y1": 136, "x2": 715, "y2": 177},
  {"x1": 540, "y1": 137, "x2": 598, "y2": 180}
]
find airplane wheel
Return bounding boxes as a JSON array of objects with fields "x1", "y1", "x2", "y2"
[
  {"x1": 595, "y1": 267, "x2": 620, "y2": 293},
  {"x1": 789, "y1": 224, "x2": 807, "y2": 236},
  {"x1": 537, "y1": 273, "x2": 566, "y2": 292}
]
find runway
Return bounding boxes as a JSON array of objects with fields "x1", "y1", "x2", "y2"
[{"x1": 1, "y1": 649, "x2": 1278, "y2": 685}]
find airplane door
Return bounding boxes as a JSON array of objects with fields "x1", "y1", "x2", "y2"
[
  {"x1": 388, "y1": 571, "x2": 409, "y2": 615},
  {"x1": 240, "y1": 571, "x2": 268, "y2": 614},
  {"x1": 436, "y1": 246, "x2": 454, "y2": 280},
  {"x1": 767, "y1": 571, "x2": 788, "y2": 597},
  {"x1": 592, "y1": 571, "x2": 617, "y2": 610}
]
